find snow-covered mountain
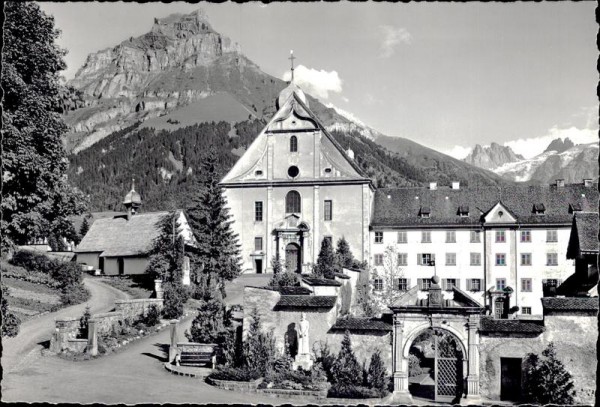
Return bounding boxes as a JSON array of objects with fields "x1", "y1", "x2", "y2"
[
  {"x1": 491, "y1": 141, "x2": 598, "y2": 183},
  {"x1": 463, "y1": 143, "x2": 524, "y2": 170}
]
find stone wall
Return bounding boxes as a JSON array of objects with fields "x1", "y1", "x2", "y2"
[
  {"x1": 114, "y1": 298, "x2": 163, "y2": 320},
  {"x1": 50, "y1": 317, "x2": 81, "y2": 353},
  {"x1": 327, "y1": 330, "x2": 393, "y2": 374},
  {"x1": 479, "y1": 313, "x2": 596, "y2": 404},
  {"x1": 92, "y1": 311, "x2": 124, "y2": 335}
]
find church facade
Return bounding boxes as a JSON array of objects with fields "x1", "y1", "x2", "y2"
[{"x1": 220, "y1": 83, "x2": 373, "y2": 274}]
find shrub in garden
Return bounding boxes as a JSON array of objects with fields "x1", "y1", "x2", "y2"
[
  {"x1": 314, "y1": 238, "x2": 336, "y2": 279},
  {"x1": 523, "y1": 342, "x2": 575, "y2": 404},
  {"x1": 314, "y1": 340, "x2": 336, "y2": 383},
  {"x1": 186, "y1": 289, "x2": 226, "y2": 344},
  {"x1": 268, "y1": 270, "x2": 300, "y2": 288},
  {"x1": 208, "y1": 366, "x2": 262, "y2": 382},
  {"x1": 161, "y1": 281, "x2": 189, "y2": 319},
  {"x1": 367, "y1": 349, "x2": 389, "y2": 396},
  {"x1": 141, "y1": 304, "x2": 161, "y2": 327},
  {"x1": 243, "y1": 308, "x2": 277, "y2": 376},
  {"x1": 60, "y1": 284, "x2": 91, "y2": 305},
  {"x1": 331, "y1": 331, "x2": 362, "y2": 389},
  {"x1": 408, "y1": 353, "x2": 423, "y2": 376},
  {"x1": 1, "y1": 284, "x2": 21, "y2": 337},
  {"x1": 78, "y1": 306, "x2": 91, "y2": 339}
]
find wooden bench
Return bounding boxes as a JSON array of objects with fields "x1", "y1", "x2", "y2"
[{"x1": 175, "y1": 343, "x2": 217, "y2": 369}]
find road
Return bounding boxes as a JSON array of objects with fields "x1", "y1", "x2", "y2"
[{"x1": 1, "y1": 277, "x2": 131, "y2": 374}]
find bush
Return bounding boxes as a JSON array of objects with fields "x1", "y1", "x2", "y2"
[
  {"x1": 328, "y1": 384, "x2": 385, "y2": 399},
  {"x1": 162, "y1": 281, "x2": 189, "y2": 319},
  {"x1": 367, "y1": 349, "x2": 389, "y2": 395},
  {"x1": 186, "y1": 289, "x2": 226, "y2": 344},
  {"x1": 243, "y1": 308, "x2": 277, "y2": 376},
  {"x1": 331, "y1": 331, "x2": 362, "y2": 388},
  {"x1": 60, "y1": 284, "x2": 90, "y2": 305},
  {"x1": 268, "y1": 271, "x2": 300, "y2": 288},
  {"x1": 314, "y1": 341, "x2": 336, "y2": 383},
  {"x1": 208, "y1": 366, "x2": 262, "y2": 381},
  {"x1": 78, "y1": 306, "x2": 91, "y2": 339},
  {"x1": 1, "y1": 284, "x2": 21, "y2": 337},
  {"x1": 140, "y1": 304, "x2": 161, "y2": 327},
  {"x1": 263, "y1": 362, "x2": 329, "y2": 391},
  {"x1": 408, "y1": 353, "x2": 423, "y2": 376},
  {"x1": 523, "y1": 342, "x2": 576, "y2": 404}
]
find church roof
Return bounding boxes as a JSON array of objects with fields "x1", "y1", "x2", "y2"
[
  {"x1": 75, "y1": 211, "x2": 169, "y2": 257},
  {"x1": 220, "y1": 86, "x2": 371, "y2": 185},
  {"x1": 567, "y1": 212, "x2": 599, "y2": 258},
  {"x1": 372, "y1": 183, "x2": 598, "y2": 228}
]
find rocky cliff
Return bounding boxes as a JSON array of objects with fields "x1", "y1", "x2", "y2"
[
  {"x1": 466, "y1": 140, "x2": 598, "y2": 184},
  {"x1": 463, "y1": 142, "x2": 524, "y2": 170}
]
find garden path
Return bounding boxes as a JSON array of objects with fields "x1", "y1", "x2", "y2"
[{"x1": 1, "y1": 276, "x2": 131, "y2": 374}]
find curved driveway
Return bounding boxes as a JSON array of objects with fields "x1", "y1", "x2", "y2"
[{"x1": 2, "y1": 277, "x2": 131, "y2": 374}]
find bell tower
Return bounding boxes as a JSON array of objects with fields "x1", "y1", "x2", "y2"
[{"x1": 123, "y1": 178, "x2": 142, "y2": 221}]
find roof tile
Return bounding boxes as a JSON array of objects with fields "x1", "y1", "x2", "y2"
[
  {"x1": 479, "y1": 316, "x2": 544, "y2": 334},
  {"x1": 276, "y1": 295, "x2": 337, "y2": 308}
]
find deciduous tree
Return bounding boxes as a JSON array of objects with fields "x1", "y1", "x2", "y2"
[{"x1": 2, "y1": 2, "x2": 87, "y2": 253}]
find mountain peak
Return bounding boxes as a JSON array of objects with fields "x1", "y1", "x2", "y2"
[
  {"x1": 463, "y1": 142, "x2": 523, "y2": 170},
  {"x1": 544, "y1": 137, "x2": 575, "y2": 154},
  {"x1": 151, "y1": 9, "x2": 213, "y2": 37}
]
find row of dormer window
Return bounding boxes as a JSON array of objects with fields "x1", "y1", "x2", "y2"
[
  {"x1": 374, "y1": 230, "x2": 559, "y2": 244},
  {"x1": 417, "y1": 203, "x2": 585, "y2": 218}
]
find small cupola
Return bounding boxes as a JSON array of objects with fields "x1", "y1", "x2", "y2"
[{"x1": 123, "y1": 178, "x2": 142, "y2": 220}]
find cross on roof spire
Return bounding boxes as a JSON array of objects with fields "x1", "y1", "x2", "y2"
[{"x1": 289, "y1": 50, "x2": 296, "y2": 82}]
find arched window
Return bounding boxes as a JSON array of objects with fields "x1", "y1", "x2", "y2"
[
  {"x1": 286, "y1": 190, "x2": 301, "y2": 214},
  {"x1": 290, "y1": 135, "x2": 298, "y2": 152}
]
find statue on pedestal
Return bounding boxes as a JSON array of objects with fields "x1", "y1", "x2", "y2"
[{"x1": 293, "y1": 312, "x2": 313, "y2": 370}]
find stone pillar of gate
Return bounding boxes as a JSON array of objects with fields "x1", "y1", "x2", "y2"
[
  {"x1": 465, "y1": 314, "x2": 481, "y2": 403},
  {"x1": 392, "y1": 315, "x2": 412, "y2": 402}
]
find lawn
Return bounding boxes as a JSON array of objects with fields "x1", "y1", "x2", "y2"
[{"x1": 97, "y1": 276, "x2": 153, "y2": 299}]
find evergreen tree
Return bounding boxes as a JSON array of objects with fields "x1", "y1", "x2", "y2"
[
  {"x1": 523, "y1": 342, "x2": 575, "y2": 404},
  {"x1": 186, "y1": 287, "x2": 227, "y2": 344},
  {"x1": 2, "y1": 2, "x2": 87, "y2": 253},
  {"x1": 187, "y1": 148, "x2": 241, "y2": 291},
  {"x1": 271, "y1": 256, "x2": 283, "y2": 275},
  {"x1": 145, "y1": 212, "x2": 185, "y2": 283},
  {"x1": 243, "y1": 308, "x2": 276, "y2": 375},
  {"x1": 367, "y1": 349, "x2": 389, "y2": 394},
  {"x1": 1, "y1": 284, "x2": 21, "y2": 337},
  {"x1": 314, "y1": 238, "x2": 336, "y2": 279},
  {"x1": 335, "y1": 237, "x2": 355, "y2": 271},
  {"x1": 79, "y1": 217, "x2": 90, "y2": 238},
  {"x1": 331, "y1": 331, "x2": 362, "y2": 388},
  {"x1": 268, "y1": 257, "x2": 300, "y2": 287}
]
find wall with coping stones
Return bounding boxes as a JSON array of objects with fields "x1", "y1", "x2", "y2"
[
  {"x1": 114, "y1": 298, "x2": 163, "y2": 320},
  {"x1": 479, "y1": 313, "x2": 596, "y2": 405},
  {"x1": 92, "y1": 311, "x2": 124, "y2": 335}
]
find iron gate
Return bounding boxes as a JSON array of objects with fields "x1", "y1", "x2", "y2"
[{"x1": 434, "y1": 330, "x2": 464, "y2": 402}]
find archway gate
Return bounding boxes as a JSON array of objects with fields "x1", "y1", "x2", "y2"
[{"x1": 389, "y1": 276, "x2": 484, "y2": 404}]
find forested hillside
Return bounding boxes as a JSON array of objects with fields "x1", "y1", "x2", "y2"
[{"x1": 67, "y1": 121, "x2": 509, "y2": 212}]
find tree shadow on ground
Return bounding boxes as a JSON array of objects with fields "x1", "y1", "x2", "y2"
[
  {"x1": 38, "y1": 340, "x2": 50, "y2": 349},
  {"x1": 141, "y1": 343, "x2": 169, "y2": 362}
]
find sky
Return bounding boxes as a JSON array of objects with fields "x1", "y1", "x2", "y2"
[{"x1": 40, "y1": 2, "x2": 598, "y2": 159}]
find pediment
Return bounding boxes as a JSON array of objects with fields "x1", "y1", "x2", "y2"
[
  {"x1": 483, "y1": 202, "x2": 517, "y2": 224},
  {"x1": 267, "y1": 98, "x2": 318, "y2": 132}
]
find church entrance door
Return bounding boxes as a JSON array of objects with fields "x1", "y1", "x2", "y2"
[{"x1": 285, "y1": 243, "x2": 301, "y2": 273}]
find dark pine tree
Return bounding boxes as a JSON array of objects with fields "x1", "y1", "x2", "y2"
[
  {"x1": 79, "y1": 217, "x2": 90, "y2": 239},
  {"x1": 335, "y1": 236, "x2": 355, "y2": 271},
  {"x1": 186, "y1": 283, "x2": 227, "y2": 344},
  {"x1": 315, "y1": 238, "x2": 336, "y2": 279},
  {"x1": 187, "y1": 148, "x2": 241, "y2": 292},
  {"x1": 145, "y1": 211, "x2": 185, "y2": 284},
  {"x1": 331, "y1": 330, "x2": 362, "y2": 389},
  {"x1": 367, "y1": 349, "x2": 389, "y2": 394},
  {"x1": 2, "y1": 2, "x2": 87, "y2": 253}
]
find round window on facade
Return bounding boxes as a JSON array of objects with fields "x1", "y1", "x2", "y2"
[{"x1": 288, "y1": 166, "x2": 300, "y2": 178}]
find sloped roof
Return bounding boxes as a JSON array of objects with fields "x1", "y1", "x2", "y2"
[
  {"x1": 302, "y1": 276, "x2": 342, "y2": 286},
  {"x1": 479, "y1": 317, "x2": 544, "y2": 334},
  {"x1": 372, "y1": 183, "x2": 598, "y2": 227},
  {"x1": 541, "y1": 297, "x2": 599, "y2": 312},
  {"x1": 246, "y1": 285, "x2": 312, "y2": 295},
  {"x1": 276, "y1": 295, "x2": 337, "y2": 308},
  {"x1": 75, "y1": 212, "x2": 169, "y2": 257},
  {"x1": 331, "y1": 317, "x2": 392, "y2": 332},
  {"x1": 575, "y1": 212, "x2": 598, "y2": 253}
]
